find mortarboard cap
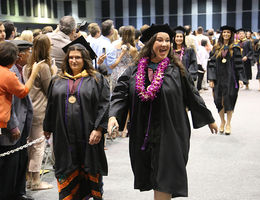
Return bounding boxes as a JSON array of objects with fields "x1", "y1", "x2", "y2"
[
  {"x1": 140, "y1": 23, "x2": 174, "y2": 43},
  {"x1": 173, "y1": 26, "x2": 187, "y2": 36},
  {"x1": 220, "y1": 25, "x2": 236, "y2": 33},
  {"x1": 236, "y1": 28, "x2": 246, "y2": 33},
  {"x1": 9, "y1": 40, "x2": 32, "y2": 52},
  {"x1": 62, "y1": 35, "x2": 97, "y2": 60}
]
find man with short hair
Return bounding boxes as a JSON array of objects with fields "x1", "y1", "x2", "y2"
[
  {"x1": 92, "y1": 20, "x2": 116, "y2": 76},
  {"x1": 0, "y1": 21, "x2": 6, "y2": 42},
  {"x1": 3, "y1": 20, "x2": 15, "y2": 40},
  {"x1": 0, "y1": 40, "x2": 34, "y2": 200},
  {"x1": 47, "y1": 16, "x2": 77, "y2": 70}
]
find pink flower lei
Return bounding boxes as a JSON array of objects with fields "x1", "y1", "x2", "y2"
[{"x1": 135, "y1": 57, "x2": 170, "y2": 102}]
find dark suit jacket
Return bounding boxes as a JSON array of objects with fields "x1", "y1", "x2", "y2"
[{"x1": 0, "y1": 64, "x2": 33, "y2": 146}]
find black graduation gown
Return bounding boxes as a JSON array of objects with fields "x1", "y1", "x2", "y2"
[
  {"x1": 254, "y1": 40, "x2": 260, "y2": 79},
  {"x1": 207, "y1": 46, "x2": 246, "y2": 112},
  {"x1": 43, "y1": 73, "x2": 110, "y2": 178},
  {"x1": 109, "y1": 63, "x2": 215, "y2": 198},
  {"x1": 239, "y1": 40, "x2": 253, "y2": 80},
  {"x1": 181, "y1": 47, "x2": 198, "y2": 81}
]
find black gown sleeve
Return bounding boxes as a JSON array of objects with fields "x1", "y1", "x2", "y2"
[
  {"x1": 186, "y1": 48, "x2": 198, "y2": 80},
  {"x1": 181, "y1": 70, "x2": 215, "y2": 128},
  {"x1": 233, "y1": 46, "x2": 247, "y2": 82},
  {"x1": 207, "y1": 49, "x2": 217, "y2": 81},
  {"x1": 43, "y1": 76, "x2": 58, "y2": 133},
  {"x1": 94, "y1": 74, "x2": 110, "y2": 131},
  {"x1": 109, "y1": 66, "x2": 133, "y2": 130}
]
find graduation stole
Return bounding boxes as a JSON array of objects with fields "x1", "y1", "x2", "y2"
[
  {"x1": 173, "y1": 46, "x2": 185, "y2": 61},
  {"x1": 135, "y1": 57, "x2": 170, "y2": 101}
]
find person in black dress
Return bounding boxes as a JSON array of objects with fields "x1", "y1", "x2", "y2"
[
  {"x1": 207, "y1": 26, "x2": 246, "y2": 135},
  {"x1": 43, "y1": 37, "x2": 110, "y2": 200},
  {"x1": 236, "y1": 28, "x2": 253, "y2": 89},
  {"x1": 108, "y1": 24, "x2": 217, "y2": 200},
  {"x1": 172, "y1": 26, "x2": 198, "y2": 83}
]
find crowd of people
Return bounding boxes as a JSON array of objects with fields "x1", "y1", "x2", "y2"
[{"x1": 0, "y1": 16, "x2": 260, "y2": 200}]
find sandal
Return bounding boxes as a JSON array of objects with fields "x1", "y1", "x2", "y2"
[{"x1": 31, "y1": 181, "x2": 53, "y2": 191}]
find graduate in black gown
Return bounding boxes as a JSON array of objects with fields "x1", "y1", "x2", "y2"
[
  {"x1": 108, "y1": 24, "x2": 218, "y2": 199},
  {"x1": 43, "y1": 37, "x2": 110, "y2": 200},
  {"x1": 236, "y1": 28, "x2": 253, "y2": 89},
  {"x1": 207, "y1": 26, "x2": 245, "y2": 135},
  {"x1": 172, "y1": 26, "x2": 198, "y2": 82}
]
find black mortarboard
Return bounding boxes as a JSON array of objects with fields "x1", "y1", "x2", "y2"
[
  {"x1": 173, "y1": 26, "x2": 187, "y2": 36},
  {"x1": 76, "y1": 21, "x2": 89, "y2": 33},
  {"x1": 140, "y1": 24, "x2": 174, "y2": 43},
  {"x1": 236, "y1": 28, "x2": 246, "y2": 33},
  {"x1": 62, "y1": 35, "x2": 97, "y2": 60},
  {"x1": 9, "y1": 40, "x2": 32, "y2": 51},
  {"x1": 220, "y1": 25, "x2": 236, "y2": 33}
]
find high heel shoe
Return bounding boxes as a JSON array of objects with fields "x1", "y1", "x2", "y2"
[
  {"x1": 225, "y1": 124, "x2": 231, "y2": 135},
  {"x1": 219, "y1": 121, "x2": 225, "y2": 134}
]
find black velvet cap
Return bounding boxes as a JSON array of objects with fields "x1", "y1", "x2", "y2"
[
  {"x1": 220, "y1": 25, "x2": 236, "y2": 33},
  {"x1": 62, "y1": 35, "x2": 97, "y2": 60},
  {"x1": 140, "y1": 23, "x2": 174, "y2": 43},
  {"x1": 173, "y1": 26, "x2": 187, "y2": 36},
  {"x1": 9, "y1": 40, "x2": 32, "y2": 51},
  {"x1": 236, "y1": 28, "x2": 246, "y2": 33}
]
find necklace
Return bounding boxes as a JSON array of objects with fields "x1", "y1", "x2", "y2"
[
  {"x1": 135, "y1": 57, "x2": 170, "y2": 101},
  {"x1": 173, "y1": 47, "x2": 185, "y2": 61}
]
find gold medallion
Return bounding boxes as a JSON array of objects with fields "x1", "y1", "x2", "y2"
[
  {"x1": 222, "y1": 58, "x2": 227, "y2": 63},
  {"x1": 68, "y1": 95, "x2": 76, "y2": 104}
]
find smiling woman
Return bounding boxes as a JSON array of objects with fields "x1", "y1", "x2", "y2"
[
  {"x1": 108, "y1": 23, "x2": 218, "y2": 200},
  {"x1": 43, "y1": 38, "x2": 110, "y2": 200}
]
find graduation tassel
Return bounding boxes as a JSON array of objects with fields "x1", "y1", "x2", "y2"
[{"x1": 141, "y1": 102, "x2": 153, "y2": 151}]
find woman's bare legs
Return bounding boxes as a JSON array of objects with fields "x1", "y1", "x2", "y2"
[
  {"x1": 154, "y1": 190, "x2": 171, "y2": 200},
  {"x1": 225, "y1": 111, "x2": 233, "y2": 135},
  {"x1": 218, "y1": 108, "x2": 225, "y2": 133}
]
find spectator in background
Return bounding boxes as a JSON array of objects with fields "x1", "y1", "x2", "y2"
[
  {"x1": 110, "y1": 28, "x2": 119, "y2": 43},
  {"x1": 42, "y1": 26, "x2": 53, "y2": 34},
  {"x1": 86, "y1": 23, "x2": 101, "y2": 44},
  {"x1": 33, "y1": 29, "x2": 42, "y2": 39},
  {"x1": 207, "y1": 28, "x2": 216, "y2": 46},
  {"x1": 196, "y1": 39, "x2": 209, "y2": 91},
  {"x1": 3, "y1": 20, "x2": 15, "y2": 40},
  {"x1": 19, "y1": 30, "x2": 33, "y2": 43},
  {"x1": 134, "y1": 29, "x2": 143, "y2": 51},
  {"x1": 184, "y1": 25, "x2": 199, "y2": 54},
  {"x1": 47, "y1": 16, "x2": 77, "y2": 71},
  {"x1": 196, "y1": 26, "x2": 212, "y2": 52},
  {"x1": 23, "y1": 34, "x2": 54, "y2": 191},
  {"x1": 91, "y1": 19, "x2": 116, "y2": 88},
  {"x1": 0, "y1": 40, "x2": 34, "y2": 200},
  {"x1": 0, "y1": 21, "x2": 6, "y2": 42}
]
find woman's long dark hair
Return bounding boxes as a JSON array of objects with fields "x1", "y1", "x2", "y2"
[
  {"x1": 213, "y1": 30, "x2": 234, "y2": 58},
  {"x1": 135, "y1": 33, "x2": 185, "y2": 75},
  {"x1": 61, "y1": 44, "x2": 96, "y2": 78}
]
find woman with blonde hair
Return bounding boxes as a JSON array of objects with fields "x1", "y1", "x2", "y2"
[
  {"x1": 23, "y1": 34, "x2": 54, "y2": 190},
  {"x1": 19, "y1": 30, "x2": 33, "y2": 43},
  {"x1": 111, "y1": 26, "x2": 138, "y2": 137}
]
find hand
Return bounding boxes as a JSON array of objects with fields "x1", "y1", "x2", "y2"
[
  {"x1": 97, "y1": 54, "x2": 107, "y2": 65},
  {"x1": 44, "y1": 131, "x2": 51, "y2": 140},
  {"x1": 107, "y1": 116, "x2": 119, "y2": 139},
  {"x1": 209, "y1": 81, "x2": 214, "y2": 88},
  {"x1": 89, "y1": 130, "x2": 102, "y2": 145},
  {"x1": 208, "y1": 122, "x2": 218, "y2": 134},
  {"x1": 239, "y1": 80, "x2": 244, "y2": 88},
  {"x1": 31, "y1": 60, "x2": 45, "y2": 75},
  {"x1": 10, "y1": 129, "x2": 21, "y2": 142},
  {"x1": 242, "y1": 56, "x2": 247, "y2": 62}
]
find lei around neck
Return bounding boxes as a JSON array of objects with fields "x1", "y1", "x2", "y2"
[{"x1": 135, "y1": 57, "x2": 170, "y2": 102}]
